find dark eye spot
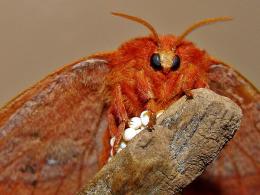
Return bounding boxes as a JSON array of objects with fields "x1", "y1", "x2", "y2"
[
  {"x1": 171, "y1": 55, "x2": 181, "y2": 71},
  {"x1": 150, "y1": 53, "x2": 162, "y2": 70}
]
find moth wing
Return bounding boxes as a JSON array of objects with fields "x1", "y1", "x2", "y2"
[
  {"x1": 0, "y1": 58, "x2": 109, "y2": 194},
  {"x1": 185, "y1": 63, "x2": 260, "y2": 194}
]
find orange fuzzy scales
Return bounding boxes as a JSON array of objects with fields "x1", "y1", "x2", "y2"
[
  {"x1": 100, "y1": 35, "x2": 213, "y2": 115},
  {"x1": 0, "y1": 12, "x2": 259, "y2": 195},
  {"x1": 94, "y1": 35, "x2": 215, "y2": 165}
]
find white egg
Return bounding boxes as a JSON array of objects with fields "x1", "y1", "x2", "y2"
[
  {"x1": 128, "y1": 117, "x2": 142, "y2": 129},
  {"x1": 110, "y1": 136, "x2": 116, "y2": 147},
  {"x1": 123, "y1": 128, "x2": 137, "y2": 141},
  {"x1": 156, "y1": 110, "x2": 165, "y2": 118},
  {"x1": 120, "y1": 142, "x2": 127, "y2": 149},
  {"x1": 140, "y1": 110, "x2": 150, "y2": 126}
]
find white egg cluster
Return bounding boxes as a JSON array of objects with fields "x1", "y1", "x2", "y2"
[{"x1": 109, "y1": 110, "x2": 164, "y2": 158}]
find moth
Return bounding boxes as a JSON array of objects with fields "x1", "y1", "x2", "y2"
[{"x1": 0, "y1": 12, "x2": 259, "y2": 195}]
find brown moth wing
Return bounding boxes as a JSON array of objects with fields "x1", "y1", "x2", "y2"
[
  {"x1": 185, "y1": 63, "x2": 260, "y2": 195},
  {"x1": 0, "y1": 58, "x2": 110, "y2": 195}
]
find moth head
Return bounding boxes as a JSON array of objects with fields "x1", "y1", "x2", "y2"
[
  {"x1": 112, "y1": 12, "x2": 232, "y2": 73},
  {"x1": 150, "y1": 50, "x2": 180, "y2": 73}
]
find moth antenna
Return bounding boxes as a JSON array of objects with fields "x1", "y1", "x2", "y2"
[
  {"x1": 174, "y1": 16, "x2": 232, "y2": 49},
  {"x1": 112, "y1": 12, "x2": 161, "y2": 47}
]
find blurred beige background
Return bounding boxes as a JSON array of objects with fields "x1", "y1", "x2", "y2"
[{"x1": 0, "y1": 0, "x2": 259, "y2": 106}]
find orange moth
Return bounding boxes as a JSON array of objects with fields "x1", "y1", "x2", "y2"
[{"x1": 0, "y1": 13, "x2": 259, "y2": 195}]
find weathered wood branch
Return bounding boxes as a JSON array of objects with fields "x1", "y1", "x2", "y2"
[{"x1": 78, "y1": 88, "x2": 242, "y2": 195}]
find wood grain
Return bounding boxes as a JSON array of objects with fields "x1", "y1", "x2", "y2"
[{"x1": 79, "y1": 88, "x2": 242, "y2": 195}]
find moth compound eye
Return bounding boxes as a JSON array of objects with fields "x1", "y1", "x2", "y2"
[
  {"x1": 150, "y1": 53, "x2": 162, "y2": 70},
  {"x1": 171, "y1": 55, "x2": 181, "y2": 71}
]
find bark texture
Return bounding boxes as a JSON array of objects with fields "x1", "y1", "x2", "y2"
[{"x1": 78, "y1": 88, "x2": 242, "y2": 195}]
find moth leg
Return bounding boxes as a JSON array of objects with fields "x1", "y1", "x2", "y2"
[
  {"x1": 107, "y1": 111, "x2": 118, "y2": 136},
  {"x1": 184, "y1": 72, "x2": 208, "y2": 99},
  {"x1": 146, "y1": 99, "x2": 159, "y2": 128},
  {"x1": 135, "y1": 70, "x2": 154, "y2": 104},
  {"x1": 147, "y1": 111, "x2": 157, "y2": 128},
  {"x1": 184, "y1": 90, "x2": 194, "y2": 99},
  {"x1": 110, "y1": 85, "x2": 128, "y2": 154},
  {"x1": 134, "y1": 70, "x2": 158, "y2": 127},
  {"x1": 183, "y1": 71, "x2": 209, "y2": 99}
]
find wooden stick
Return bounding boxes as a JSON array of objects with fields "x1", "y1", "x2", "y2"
[{"x1": 78, "y1": 88, "x2": 242, "y2": 195}]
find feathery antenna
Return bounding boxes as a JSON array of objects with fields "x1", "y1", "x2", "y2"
[
  {"x1": 112, "y1": 12, "x2": 161, "y2": 47},
  {"x1": 174, "y1": 17, "x2": 232, "y2": 48}
]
